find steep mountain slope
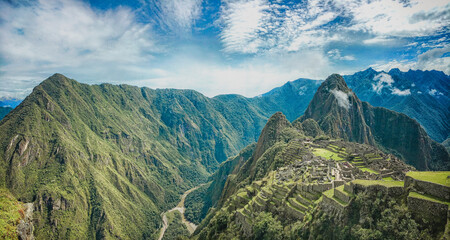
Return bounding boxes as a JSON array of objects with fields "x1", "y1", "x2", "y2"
[
  {"x1": 259, "y1": 68, "x2": 450, "y2": 143},
  {"x1": 300, "y1": 74, "x2": 449, "y2": 171},
  {"x1": 193, "y1": 112, "x2": 448, "y2": 240},
  {"x1": 0, "y1": 73, "x2": 324, "y2": 239}
]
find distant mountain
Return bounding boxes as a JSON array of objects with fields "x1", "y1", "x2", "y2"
[
  {"x1": 300, "y1": 74, "x2": 449, "y2": 171},
  {"x1": 259, "y1": 68, "x2": 449, "y2": 143},
  {"x1": 0, "y1": 106, "x2": 12, "y2": 120},
  {"x1": 344, "y1": 68, "x2": 449, "y2": 143},
  {"x1": 0, "y1": 98, "x2": 22, "y2": 108}
]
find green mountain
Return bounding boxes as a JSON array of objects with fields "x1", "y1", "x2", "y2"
[
  {"x1": 0, "y1": 74, "x2": 323, "y2": 239},
  {"x1": 300, "y1": 74, "x2": 449, "y2": 171},
  {"x1": 192, "y1": 111, "x2": 449, "y2": 240},
  {"x1": 0, "y1": 73, "x2": 448, "y2": 239}
]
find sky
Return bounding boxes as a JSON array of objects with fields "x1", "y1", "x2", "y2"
[{"x1": 0, "y1": 0, "x2": 449, "y2": 99}]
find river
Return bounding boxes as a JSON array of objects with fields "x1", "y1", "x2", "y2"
[{"x1": 157, "y1": 185, "x2": 203, "y2": 240}]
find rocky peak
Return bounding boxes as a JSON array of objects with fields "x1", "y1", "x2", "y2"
[
  {"x1": 300, "y1": 74, "x2": 375, "y2": 145},
  {"x1": 254, "y1": 112, "x2": 291, "y2": 160},
  {"x1": 320, "y1": 74, "x2": 350, "y2": 92}
]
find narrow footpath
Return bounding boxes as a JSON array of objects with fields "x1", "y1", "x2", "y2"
[{"x1": 158, "y1": 185, "x2": 203, "y2": 240}]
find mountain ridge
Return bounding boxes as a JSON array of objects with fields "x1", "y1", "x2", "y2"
[{"x1": 300, "y1": 74, "x2": 449, "y2": 171}]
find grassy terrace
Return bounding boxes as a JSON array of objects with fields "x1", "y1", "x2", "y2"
[
  {"x1": 406, "y1": 171, "x2": 450, "y2": 186},
  {"x1": 357, "y1": 167, "x2": 379, "y2": 174},
  {"x1": 312, "y1": 148, "x2": 343, "y2": 161},
  {"x1": 322, "y1": 189, "x2": 348, "y2": 206},
  {"x1": 237, "y1": 191, "x2": 251, "y2": 201},
  {"x1": 336, "y1": 185, "x2": 351, "y2": 195},
  {"x1": 352, "y1": 179, "x2": 404, "y2": 187},
  {"x1": 408, "y1": 192, "x2": 450, "y2": 206}
]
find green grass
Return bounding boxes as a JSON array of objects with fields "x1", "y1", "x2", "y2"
[
  {"x1": 163, "y1": 211, "x2": 190, "y2": 240},
  {"x1": 382, "y1": 177, "x2": 394, "y2": 181},
  {"x1": 0, "y1": 189, "x2": 23, "y2": 240},
  {"x1": 323, "y1": 188, "x2": 348, "y2": 206},
  {"x1": 237, "y1": 191, "x2": 250, "y2": 201},
  {"x1": 336, "y1": 185, "x2": 350, "y2": 195},
  {"x1": 406, "y1": 171, "x2": 450, "y2": 186},
  {"x1": 357, "y1": 167, "x2": 379, "y2": 174},
  {"x1": 352, "y1": 179, "x2": 404, "y2": 187},
  {"x1": 322, "y1": 189, "x2": 334, "y2": 198},
  {"x1": 408, "y1": 192, "x2": 450, "y2": 206},
  {"x1": 312, "y1": 148, "x2": 343, "y2": 161}
]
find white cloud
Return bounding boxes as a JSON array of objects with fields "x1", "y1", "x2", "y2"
[
  {"x1": 330, "y1": 89, "x2": 351, "y2": 110},
  {"x1": 372, "y1": 73, "x2": 394, "y2": 94},
  {"x1": 363, "y1": 37, "x2": 401, "y2": 46},
  {"x1": 219, "y1": 0, "x2": 270, "y2": 53},
  {"x1": 342, "y1": 0, "x2": 450, "y2": 37},
  {"x1": 371, "y1": 46, "x2": 450, "y2": 74},
  {"x1": 327, "y1": 49, "x2": 356, "y2": 61},
  {"x1": 391, "y1": 88, "x2": 411, "y2": 96},
  {"x1": 0, "y1": 0, "x2": 157, "y2": 98},
  {"x1": 144, "y1": 0, "x2": 203, "y2": 32},
  {"x1": 218, "y1": 0, "x2": 450, "y2": 54},
  {"x1": 128, "y1": 49, "x2": 333, "y2": 97},
  {"x1": 428, "y1": 89, "x2": 444, "y2": 96}
]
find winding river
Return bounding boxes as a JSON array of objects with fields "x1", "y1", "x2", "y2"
[{"x1": 158, "y1": 185, "x2": 202, "y2": 240}]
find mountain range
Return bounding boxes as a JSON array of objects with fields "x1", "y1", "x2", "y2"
[
  {"x1": 0, "y1": 71, "x2": 448, "y2": 239},
  {"x1": 2, "y1": 68, "x2": 448, "y2": 145}
]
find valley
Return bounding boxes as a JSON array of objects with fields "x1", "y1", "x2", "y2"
[
  {"x1": 158, "y1": 184, "x2": 203, "y2": 240},
  {"x1": 0, "y1": 73, "x2": 448, "y2": 239}
]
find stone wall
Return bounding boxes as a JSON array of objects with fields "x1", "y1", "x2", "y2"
[
  {"x1": 351, "y1": 182, "x2": 403, "y2": 197},
  {"x1": 405, "y1": 176, "x2": 450, "y2": 201},
  {"x1": 407, "y1": 194, "x2": 448, "y2": 233}
]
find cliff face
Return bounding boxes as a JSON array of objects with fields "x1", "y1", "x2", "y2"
[
  {"x1": 301, "y1": 74, "x2": 374, "y2": 145},
  {"x1": 299, "y1": 74, "x2": 449, "y2": 171}
]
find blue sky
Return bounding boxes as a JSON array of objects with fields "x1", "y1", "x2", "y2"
[{"x1": 0, "y1": 0, "x2": 449, "y2": 99}]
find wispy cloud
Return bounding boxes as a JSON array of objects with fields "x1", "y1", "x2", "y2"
[
  {"x1": 0, "y1": 0, "x2": 157, "y2": 98},
  {"x1": 372, "y1": 46, "x2": 450, "y2": 74},
  {"x1": 218, "y1": 0, "x2": 450, "y2": 53},
  {"x1": 143, "y1": 0, "x2": 203, "y2": 33}
]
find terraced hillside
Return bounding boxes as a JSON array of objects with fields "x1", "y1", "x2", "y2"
[
  {"x1": 190, "y1": 109, "x2": 448, "y2": 239},
  {"x1": 193, "y1": 117, "x2": 449, "y2": 239}
]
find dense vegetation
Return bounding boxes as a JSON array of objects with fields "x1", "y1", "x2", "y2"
[
  {"x1": 0, "y1": 74, "x2": 322, "y2": 239},
  {"x1": 0, "y1": 71, "x2": 448, "y2": 239},
  {"x1": 0, "y1": 188, "x2": 23, "y2": 240},
  {"x1": 192, "y1": 75, "x2": 449, "y2": 240},
  {"x1": 184, "y1": 183, "x2": 210, "y2": 225},
  {"x1": 163, "y1": 211, "x2": 190, "y2": 240},
  {"x1": 299, "y1": 192, "x2": 433, "y2": 240}
]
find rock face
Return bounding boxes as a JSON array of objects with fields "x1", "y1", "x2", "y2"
[
  {"x1": 301, "y1": 74, "x2": 374, "y2": 145},
  {"x1": 300, "y1": 74, "x2": 449, "y2": 170},
  {"x1": 17, "y1": 203, "x2": 34, "y2": 240}
]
